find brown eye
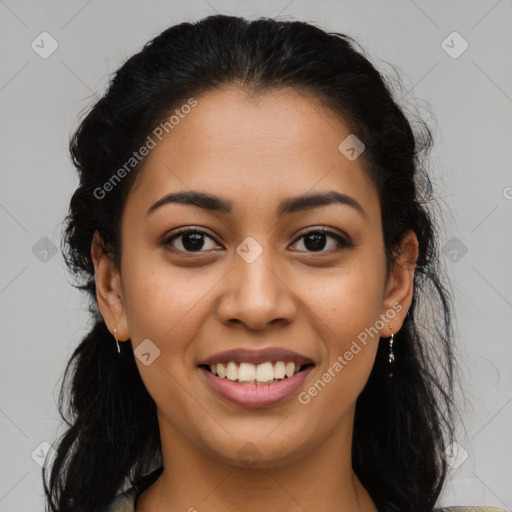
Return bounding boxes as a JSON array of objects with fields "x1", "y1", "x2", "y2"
[
  {"x1": 162, "y1": 228, "x2": 220, "y2": 253},
  {"x1": 161, "y1": 227, "x2": 353, "y2": 255},
  {"x1": 290, "y1": 229, "x2": 353, "y2": 253}
]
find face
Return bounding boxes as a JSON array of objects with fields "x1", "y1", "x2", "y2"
[{"x1": 92, "y1": 86, "x2": 417, "y2": 469}]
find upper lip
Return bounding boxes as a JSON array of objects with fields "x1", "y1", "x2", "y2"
[{"x1": 198, "y1": 347, "x2": 315, "y2": 366}]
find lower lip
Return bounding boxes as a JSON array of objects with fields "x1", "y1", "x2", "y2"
[{"x1": 199, "y1": 366, "x2": 314, "y2": 408}]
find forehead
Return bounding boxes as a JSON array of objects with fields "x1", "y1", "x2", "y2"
[{"x1": 126, "y1": 86, "x2": 380, "y2": 223}]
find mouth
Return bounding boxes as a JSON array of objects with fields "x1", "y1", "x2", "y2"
[
  {"x1": 198, "y1": 361, "x2": 315, "y2": 408},
  {"x1": 198, "y1": 361, "x2": 315, "y2": 386}
]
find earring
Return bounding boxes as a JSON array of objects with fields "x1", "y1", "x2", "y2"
[
  {"x1": 388, "y1": 333, "x2": 395, "y2": 378},
  {"x1": 113, "y1": 327, "x2": 120, "y2": 354}
]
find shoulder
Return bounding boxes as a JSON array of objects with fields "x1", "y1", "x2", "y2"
[{"x1": 439, "y1": 507, "x2": 510, "y2": 512}]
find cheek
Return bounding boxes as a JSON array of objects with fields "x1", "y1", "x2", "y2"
[
  {"x1": 121, "y1": 261, "x2": 201, "y2": 413},
  {"x1": 308, "y1": 251, "x2": 385, "y2": 334},
  {"x1": 121, "y1": 249, "x2": 208, "y2": 343},
  {"x1": 306, "y1": 253, "x2": 385, "y2": 385},
  {"x1": 304, "y1": 283, "x2": 382, "y2": 415}
]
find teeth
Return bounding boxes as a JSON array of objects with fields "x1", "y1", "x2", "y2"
[
  {"x1": 256, "y1": 362, "x2": 274, "y2": 382},
  {"x1": 216, "y1": 363, "x2": 225, "y2": 378},
  {"x1": 285, "y1": 362, "x2": 295, "y2": 378},
  {"x1": 238, "y1": 362, "x2": 256, "y2": 382},
  {"x1": 226, "y1": 361, "x2": 238, "y2": 381},
  {"x1": 207, "y1": 361, "x2": 303, "y2": 385},
  {"x1": 274, "y1": 361, "x2": 286, "y2": 379}
]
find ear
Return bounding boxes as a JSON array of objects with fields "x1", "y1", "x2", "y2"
[
  {"x1": 91, "y1": 230, "x2": 130, "y2": 341},
  {"x1": 379, "y1": 230, "x2": 419, "y2": 337}
]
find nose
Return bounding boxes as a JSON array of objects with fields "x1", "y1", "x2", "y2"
[{"x1": 216, "y1": 248, "x2": 297, "y2": 331}]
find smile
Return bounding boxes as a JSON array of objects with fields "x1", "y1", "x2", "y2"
[
  {"x1": 202, "y1": 361, "x2": 314, "y2": 385},
  {"x1": 198, "y1": 363, "x2": 315, "y2": 408}
]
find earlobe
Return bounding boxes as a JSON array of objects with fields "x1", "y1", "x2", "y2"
[
  {"x1": 91, "y1": 230, "x2": 130, "y2": 341},
  {"x1": 380, "y1": 230, "x2": 419, "y2": 336}
]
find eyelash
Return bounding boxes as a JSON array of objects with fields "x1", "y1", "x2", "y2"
[{"x1": 161, "y1": 227, "x2": 353, "y2": 255}]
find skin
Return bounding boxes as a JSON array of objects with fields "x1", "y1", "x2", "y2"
[{"x1": 92, "y1": 86, "x2": 418, "y2": 512}]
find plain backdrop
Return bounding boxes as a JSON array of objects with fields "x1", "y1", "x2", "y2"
[{"x1": 0, "y1": 1, "x2": 511, "y2": 510}]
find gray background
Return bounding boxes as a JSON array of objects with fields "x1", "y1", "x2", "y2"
[{"x1": 1, "y1": 1, "x2": 511, "y2": 510}]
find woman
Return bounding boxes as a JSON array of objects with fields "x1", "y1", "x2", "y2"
[{"x1": 43, "y1": 14, "x2": 507, "y2": 512}]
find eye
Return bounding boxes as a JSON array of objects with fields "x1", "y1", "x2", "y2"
[
  {"x1": 161, "y1": 227, "x2": 353, "y2": 255},
  {"x1": 289, "y1": 228, "x2": 353, "y2": 253},
  {"x1": 161, "y1": 228, "x2": 221, "y2": 254}
]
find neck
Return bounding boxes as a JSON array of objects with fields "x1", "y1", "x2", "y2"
[{"x1": 137, "y1": 408, "x2": 378, "y2": 512}]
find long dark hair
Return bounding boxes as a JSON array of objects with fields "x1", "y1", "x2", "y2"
[{"x1": 45, "y1": 14, "x2": 461, "y2": 512}]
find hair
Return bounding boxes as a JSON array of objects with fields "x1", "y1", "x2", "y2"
[{"x1": 45, "y1": 14, "x2": 462, "y2": 512}]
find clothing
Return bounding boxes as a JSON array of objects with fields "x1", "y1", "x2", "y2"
[
  {"x1": 103, "y1": 466, "x2": 163, "y2": 512},
  {"x1": 103, "y1": 466, "x2": 508, "y2": 512}
]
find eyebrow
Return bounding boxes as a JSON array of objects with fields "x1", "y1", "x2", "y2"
[{"x1": 146, "y1": 190, "x2": 367, "y2": 220}]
